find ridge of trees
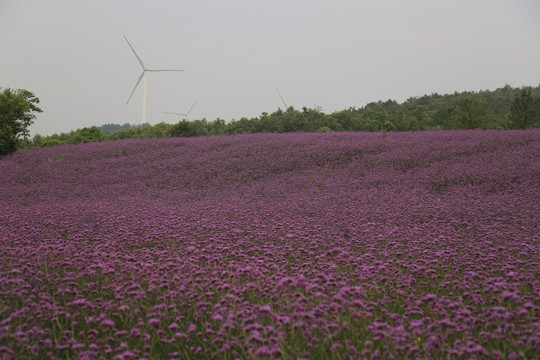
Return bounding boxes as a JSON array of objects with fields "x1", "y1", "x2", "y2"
[{"x1": 22, "y1": 84, "x2": 540, "y2": 150}]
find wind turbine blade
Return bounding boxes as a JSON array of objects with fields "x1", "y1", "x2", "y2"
[
  {"x1": 126, "y1": 72, "x2": 144, "y2": 104},
  {"x1": 276, "y1": 88, "x2": 288, "y2": 109},
  {"x1": 163, "y1": 112, "x2": 186, "y2": 115},
  {"x1": 186, "y1": 97, "x2": 200, "y2": 115},
  {"x1": 146, "y1": 69, "x2": 185, "y2": 72},
  {"x1": 123, "y1": 35, "x2": 146, "y2": 69}
]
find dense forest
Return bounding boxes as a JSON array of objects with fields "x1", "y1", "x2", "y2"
[{"x1": 25, "y1": 84, "x2": 540, "y2": 148}]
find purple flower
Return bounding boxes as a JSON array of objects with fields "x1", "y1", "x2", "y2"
[
  {"x1": 148, "y1": 318, "x2": 160, "y2": 328},
  {"x1": 101, "y1": 319, "x2": 115, "y2": 328}
]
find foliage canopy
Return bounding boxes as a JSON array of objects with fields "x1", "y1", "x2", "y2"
[
  {"x1": 0, "y1": 88, "x2": 42, "y2": 156},
  {"x1": 509, "y1": 87, "x2": 540, "y2": 129}
]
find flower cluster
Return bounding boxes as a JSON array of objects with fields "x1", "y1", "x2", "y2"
[{"x1": 0, "y1": 130, "x2": 539, "y2": 359}]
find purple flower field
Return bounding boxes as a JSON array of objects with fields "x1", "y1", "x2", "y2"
[{"x1": 1, "y1": 130, "x2": 539, "y2": 359}]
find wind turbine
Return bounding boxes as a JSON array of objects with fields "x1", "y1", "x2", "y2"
[
  {"x1": 164, "y1": 97, "x2": 200, "y2": 121},
  {"x1": 276, "y1": 88, "x2": 288, "y2": 109},
  {"x1": 124, "y1": 35, "x2": 184, "y2": 124}
]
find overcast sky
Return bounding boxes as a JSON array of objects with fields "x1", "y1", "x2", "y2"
[{"x1": 1, "y1": 0, "x2": 539, "y2": 136}]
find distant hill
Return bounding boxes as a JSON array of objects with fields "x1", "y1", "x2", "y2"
[{"x1": 98, "y1": 122, "x2": 149, "y2": 134}]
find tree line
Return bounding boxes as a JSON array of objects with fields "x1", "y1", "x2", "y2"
[{"x1": 1, "y1": 84, "x2": 539, "y2": 155}]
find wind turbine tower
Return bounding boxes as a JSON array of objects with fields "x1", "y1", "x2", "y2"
[{"x1": 124, "y1": 35, "x2": 184, "y2": 124}]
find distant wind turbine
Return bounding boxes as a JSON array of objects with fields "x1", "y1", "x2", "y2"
[
  {"x1": 124, "y1": 35, "x2": 184, "y2": 124},
  {"x1": 276, "y1": 88, "x2": 288, "y2": 109},
  {"x1": 164, "y1": 97, "x2": 200, "y2": 121}
]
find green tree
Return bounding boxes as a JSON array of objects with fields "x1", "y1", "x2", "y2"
[
  {"x1": 451, "y1": 97, "x2": 495, "y2": 130},
  {"x1": 69, "y1": 126, "x2": 109, "y2": 144},
  {"x1": 317, "y1": 126, "x2": 332, "y2": 133},
  {"x1": 508, "y1": 87, "x2": 540, "y2": 129},
  {"x1": 169, "y1": 120, "x2": 208, "y2": 137},
  {"x1": 0, "y1": 88, "x2": 42, "y2": 155},
  {"x1": 140, "y1": 122, "x2": 173, "y2": 138},
  {"x1": 362, "y1": 105, "x2": 388, "y2": 132},
  {"x1": 227, "y1": 117, "x2": 256, "y2": 135},
  {"x1": 331, "y1": 109, "x2": 360, "y2": 131},
  {"x1": 208, "y1": 118, "x2": 227, "y2": 135}
]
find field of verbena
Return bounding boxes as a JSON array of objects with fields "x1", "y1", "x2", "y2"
[{"x1": 0, "y1": 130, "x2": 539, "y2": 359}]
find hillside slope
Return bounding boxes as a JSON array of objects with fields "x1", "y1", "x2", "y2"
[{"x1": 1, "y1": 131, "x2": 539, "y2": 358}]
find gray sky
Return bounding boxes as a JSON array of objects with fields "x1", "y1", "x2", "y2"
[{"x1": 1, "y1": 0, "x2": 539, "y2": 136}]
